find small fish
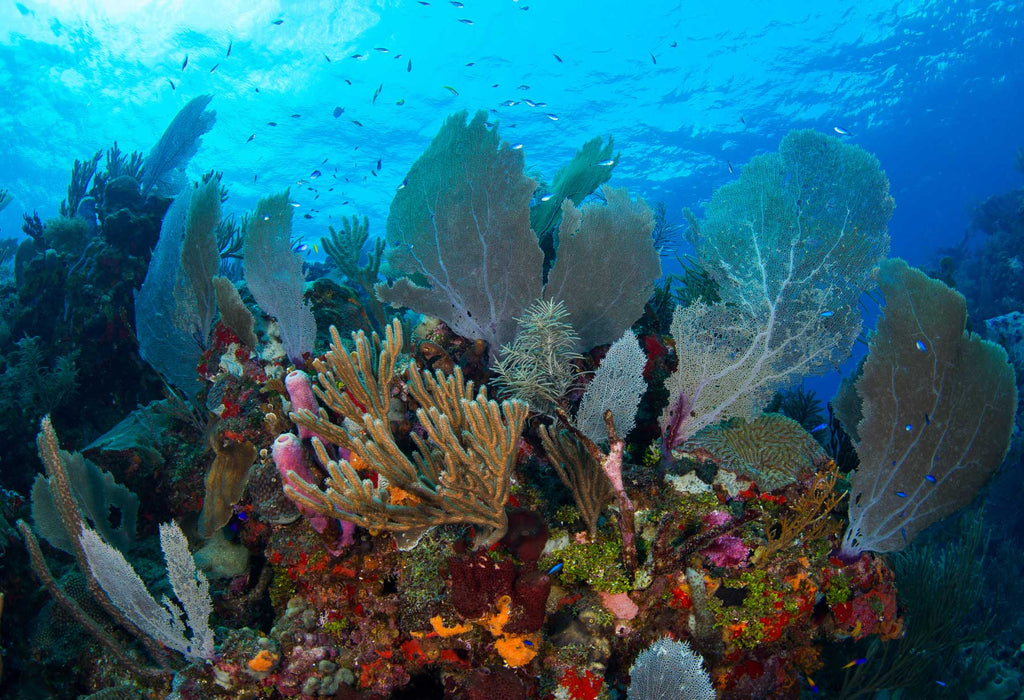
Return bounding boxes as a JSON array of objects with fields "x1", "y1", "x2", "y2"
[
  {"x1": 727, "y1": 160, "x2": 734, "y2": 174},
  {"x1": 395, "y1": 99, "x2": 405, "y2": 106},
  {"x1": 290, "y1": 113, "x2": 300, "y2": 118},
  {"x1": 671, "y1": 40, "x2": 678, "y2": 47},
  {"x1": 511, "y1": 143, "x2": 523, "y2": 150},
  {"x1": 295, "y1": 243, "x2": 308, "y2": 252},
  {"x1": 314, "y1": 243, "x2": 319, "y2": 253},
  {"x1": 834, "y1": 126, "x2": 852, "y2": 136},
  {"x1": 376, "y1": 158, "x2": 382, "y2": 170},
  {"x1": 540, "y1": 194, "x2": 554, "y2": 202},
  {"x1": 322, "y1": 158, "x2": 328, "y2": 164},
  {"x1": 523, "y1": 98, "x2": 536, "y2": 107},
  {"x1": 374, "y1": 47, "x2": 389, "y2": 53},
  {"x1": 209, "y1": 63, "x2": 218, "y2": 73},
  {"x1": 324, "y1": 53, "x2": 332, "y2": 62},
  {"x1": 246, "y1": 134, "x2": 255, "y2": 142},
  {"x1": 807, "y1": 676, "x2": 818, "y2": 694},
  {"x1": 546, "y1": 561, "x2": 563, "y2": 575},
  {"x1": 407, "y1": 59, "x2": 412, "y2": 72},
  {"x1": 167, "y1": 78, "x2": 175, "y2": 90},
  {"x1": 372, "y1": 83, "x2": 382, "y2": 104},
  {"x1": 458, "y1": 18, "x2": 473, "y2": 24},
  {"x1": 344, "y1": 78, "x2": 352, "y2": 85},
  {"x1": 290, "y1": 202, "x2": 300, "y2": 208},
  {"x1": 905, "y1": 423, "x2": 913, "y2": 431},
  {"x1": 925, "y1": 474, "x2": 937, "y2": 483},
  {"x1": 333, "y1": 107, "x2": 344, "y2": 118},
  {"x1": 935, "y1": 681, "x2": 946, "y2": 687},
  {"x1": 351, "y1": 119, "x2": 363, "y2": 126},
  {"x1": 523, "y1": 639, "x2": 533, "y2": 647},
  {"x1": 254, "y1": 175, "x2": 258, "y2": 183},
  {"x1": 418, "y1": 1, "x2": 430, "y2": 4},
  {"x1": 236, "y1": 510, "x2": 247, "y2": 520},
  {"x1": 650, "y1": 52, "x2": 657, "y2": 64},
  {"x1": 465, "y1": 61, "x2": 475, "y2": 67},
  {"x1": 598, "y1": 159, "x2": 615, "y2": 166},
  {"x1": 553, "y1": 53, "x2": 563, "y2": 63},
  {"x1": 443, "y1": 85, "x2": 459, "y2": 96},
  {"x1": 545, "y1": 113, "x2": 558, "y2": 120},
  {"x1": 740, "y1": 116, "x2": 746, "y2": 125},
  {"x1": 841, "y1": 658, "x2": 867, "y2": 670},
  {"x1": 310, "y1": 170, "x2": 322, "y2": 179},
  {"x1": 534, "y1": 101, "x2": 546, "y2": 107},
  {"x1": 271, "y1": 18, "x2": 284, "y2": 25},
  {"x1": 500, "y1": 99, "x2": 519, "y2": 107},
  {"x1": 810, "y1": 422, "x2": 828, "y2": 433},
  {"x1": 351, "y1": 53, "x2": 365, "y2": 59},
  {"x1": 819, "y1": 310, "x2": 834, "y2": 318},
  {"x1": 450, "y1": 0, "x2": 463, "y2": 6},
  {"x1": 226, "y1": 39, "x2": 232, "y2": 57},
  {"x1": 181, "y1": 54, "x2": 188, "y2": 70},
  {"x1": 915, "y1": 340, "x2": 927, "y2": 352},
  {"x1": 397, "y1": 178, "x2": 408, "y2": 190},
  {"x1": 901, "y1": 526, "x2": 908, "y2": 541},
  {"x1": 267, "y1": 121, "x2": 277, "y2": 126},
  {"x1": 303, "y1": 213, "x2": 313, "y2": 219},
  {"x1": 895, "y1": 491, "x2": 908, "y2": 498},
  {"x1": 517, "y1": 84, "x2": 530, "y2": 90},
  {"x1": 924, "y1": 413, "x2": 931, "y2": 426}
]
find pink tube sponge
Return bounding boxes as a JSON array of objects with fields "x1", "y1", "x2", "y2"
[
  {"x1": 285, "y1": 370, "x2": 319, "y2": 440},
  {"x1": 272, "y1": 433, "x2": 355, "y2": 550}
]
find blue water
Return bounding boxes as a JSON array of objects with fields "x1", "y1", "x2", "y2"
[{"x1": 2, "y1": 0, "x2": 1021, "y2": 266}]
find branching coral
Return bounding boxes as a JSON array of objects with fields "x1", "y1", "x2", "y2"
[
  {"x1": 757, "y1": 459, "x2": 844, "y2": 563},
  {"x1": 284, "y1": 319, "x2": 529, "y2": 548},
  {"x1": 321, "y1": 214, "x2": 388, "y2": 331}
]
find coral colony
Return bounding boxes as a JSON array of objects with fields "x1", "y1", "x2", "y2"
[{"x1": 0, "y1": 98, "x2": 1019, "y2": 700}]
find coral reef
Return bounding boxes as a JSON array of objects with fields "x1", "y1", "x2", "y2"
[{"x1": 1, "y1": 112, "x2": 1018, "y2": 700}]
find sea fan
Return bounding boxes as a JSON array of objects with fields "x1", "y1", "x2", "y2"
[{"x1": 628, "y1": 637, "x2": 715, "y2": 700}]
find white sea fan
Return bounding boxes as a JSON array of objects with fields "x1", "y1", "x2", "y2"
[
  {"x1": 628, "y1": 637, "x2": 716, "y2": 700},
  {"x1": 575, "y1": 328, "x2": 647, "y2": 443}
]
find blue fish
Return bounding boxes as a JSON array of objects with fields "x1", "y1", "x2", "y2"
[
  {"x1": 834, "y1": 126, "x2": 853, "y2": 136},
  {"x1": 901, "y1": 527, "x2": 908, "y2": 541},
  {"x1": 925, "y1": 474, "x2": 937, "y2": 483},
  {"x1": 546, "y1": 561, "x2": 563, "y2": 575},
  {"x1": 810, "y1": 422, "x2": 828, "y2": 433},
  {"x1": 819, "y1": 310, "x2": 834, "y2": 318},
  {"x1": 895, "y1": 491, "x2": 907, "y2": 498},
  {"x1": 905, "y1": 423, "x2": 913, "y2": 431},
  {"x1": 916, "y1": 340, "x2": 928, "y2": 352}
]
